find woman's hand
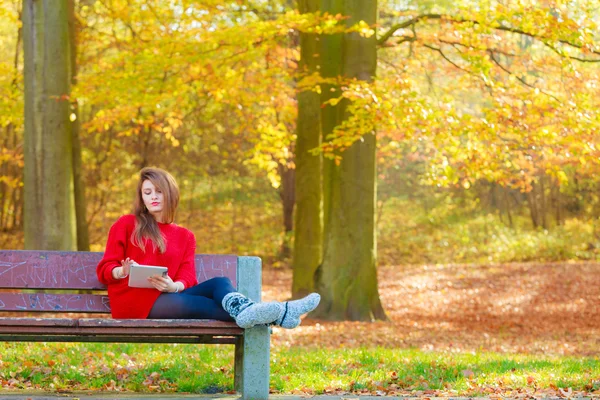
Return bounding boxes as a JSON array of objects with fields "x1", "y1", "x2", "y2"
[
  {"x1": 120, "y1": 257, "x2": 136, "y2": 277},
  {"x1": 147, "y1": 273, "x2": 177, "y2": 293},
  {"x1": 113, "y1": 257, "x2": 136, "y2": 279}
]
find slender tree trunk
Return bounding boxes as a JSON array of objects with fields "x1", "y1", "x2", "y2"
[
  {"x1": 12, "y1": 186, "x2": 22, "y2": 229},
  {"x1": 292, "y1": 0, "x2": 323, "y2": 297},
  {"x1": 23, "y1": 0, "x2": 76, "y2": 250},
  {"x1": 539, "y1": 175, "x2": 547, "y2": 229},
  {"x1": 278, "y1": 162, "x2": 295, "y2": 259},
  {"x1": 1, "y1": 6, "x2": 23, "y2": 232},
  {"x1": 554, "y1": 180, "x2": 562, "y2": 226},
  {"x1": 526, "y1": 185, "x2": 539, "y2": 229},
  {"x1": 280, "y1": 165, "x2": 296, "y2": 233},
  {"x1": 503, "y1": 187, "x2": 513, "y2": 228},
  {"x1": 314, "y1": 0, "x2": 387, "y2": 321},
  {"x1": 0, "y1": 127, "x2": 8, "y2": 230},
  {"x1": 68, "y1": 0, "x2": 90, "y2": 250}
]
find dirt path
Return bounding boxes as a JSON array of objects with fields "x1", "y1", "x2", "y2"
[{"x1": 262, "y1": 262, "x2": 600, "y2": 355}]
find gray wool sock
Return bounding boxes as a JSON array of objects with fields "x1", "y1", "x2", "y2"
[
  {"x1": 222, "y1": 292, "x2": 281, "y2": 329},
  {"x1": 275, "y1": 293, "x2": 320, "y2": 329}
]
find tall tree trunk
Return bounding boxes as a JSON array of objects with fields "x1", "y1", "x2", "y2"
[
  {"x1": 278, "y1": 162, "x2": 295, "y2": 259},
  {"x1": 1, "y1": 6, "x2": 23, "y2": 232},
  {"x1": 23, "y1": 0, "x2": 76, "y2": 250},
  {"x1": 314, "y1": 0, "x2": 387, "y2": 321},
  {"x1": 12, "y1": 186, "x2": 23, "y2": 230},
  {"x1": 553, "y1": 180, "x2": 562, "y2": 226},
  {"x1": 503, "y1": 186, "x2": 513, "y2": 228},
  {"x1": 68, "y1": 0, "x2": 90, "y2": 250},
  {"x1": 0, "y1": 127, "x2": 8, "y2": 230},
  {"x1": 23, "y1": 0, "x2": 44, "y2": 247},
  {"x1": 526, "y1": 184, "x2": 539, "y2": 229},
  {"x1": 539, "y1": 175, "x2": 547, "y2": 229},
  {"x1": 292, "y1": 0, "x2": 323, "y2": 298}
]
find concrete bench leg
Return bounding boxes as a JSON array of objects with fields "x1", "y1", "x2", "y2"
[
  {"x1": 235, "y1": 256, "x2": 270, "y2": 400},
  {"x1": 235, "y1": 325, "x2": 270, "y2": 399}
]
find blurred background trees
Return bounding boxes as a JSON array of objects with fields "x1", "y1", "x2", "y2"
[{"x1": 0, "y1": 0, "x2": 598, "y2": 320}]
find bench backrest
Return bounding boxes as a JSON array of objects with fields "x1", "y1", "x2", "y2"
[{"x1": 0, "y1": 250, "x2": 237, "y2": 314}]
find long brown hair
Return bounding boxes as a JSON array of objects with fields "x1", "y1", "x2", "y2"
[{"x1": 131, "y1": 167, "x2": 180, "y2": 253}]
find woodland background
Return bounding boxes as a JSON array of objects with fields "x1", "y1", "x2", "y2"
[{"x1": 0, "y1": 0, "x2": 599, "y2": 320}]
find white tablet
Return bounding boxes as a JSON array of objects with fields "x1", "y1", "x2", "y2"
[{"x1": 128, "y1": 264, "x2": 168, "y2": 288}]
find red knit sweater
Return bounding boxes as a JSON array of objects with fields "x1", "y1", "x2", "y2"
[{"x1": 96, "y1": 214, "x2": 198, "y2": 319}]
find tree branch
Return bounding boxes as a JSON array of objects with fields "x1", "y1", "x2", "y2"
[
  {"x1": 378, "y1": 14, "x2": 441, "y2": 45},
  {"x1": 379, "y1": 35, "x2": 417, "y2": 48},
  {"x1": 488, "y1": 51, "x2": 562, "y2": 103},
  {"x1": 438, "y1": 39, "x2": 518, "y2": 58},
  {"x1": 422, "y1": 43, "x2": 472, "y2": 75},
  {"x1": 377, "y1": 13, "x2": 600, "y2": 60},
  {"x1": 540, "y1": 40, "x2": 600, "y2": 62}
]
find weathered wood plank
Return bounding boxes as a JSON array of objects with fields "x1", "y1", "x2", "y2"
[
  {"x1": 78, "y1": 318, "x2": 239, "y2": 328},
  {"x1": 195, "y1": 254, "x2": 238, "y2": 287},
  {"x1": 0, "y1": 293, "x2": 110, "y2": 313},
  {"x1": 0, "y1": 326, "x2": 242, "y2": 336},
  {"x1": 0, "y1": 250, "x2": 104, "y2": 289},
  {"x1": 0, "y1": 335, "x2": 238, "y2": 344},
  {"x1": 0, "y1": 250, "x2": 238, "y2": 290},
  {"x1": 0, "y1": 317, "x2": 78, "y2": 326},
  {"x1": 0, "y1": 317, "x2": 242, "y2": 334}
]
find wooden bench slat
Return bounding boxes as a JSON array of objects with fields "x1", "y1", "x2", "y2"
[
  {"x1": 0, "y1": 335, "x2": 238, "y2": 344},
  {"x1": 0, "y1": 317, "x2": 240, "y2": 329},
  {"x1": 0, "y1": 326, "x2": 243, "y2": 336},
  {"x1": 0, "y1": 250, "x2": 238, "y2": 291},
  {"x1": 0, "y1": 293, "x2": 110, "y2": 313},
  {"x1": 78, "y1": 318, "x2": 239, "y2": 328},
  {"x1": 0, "y1": 317, "x2": 78, "y2": 326}
]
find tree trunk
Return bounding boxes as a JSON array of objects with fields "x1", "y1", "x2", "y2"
[
  {"x1": 292, "y1": 0, "x2": 323, "y2": 298},
  {"x1": 503, "y1": 186, "x2": 513, "y2": 228},
  {"x1": 539, "y1": 175, "x2": 547, "y2": 229},
  {"x1": 1, "y1": 6, "x2": 23, "y2": 232},
  {"x1": 526, "y1": 184, "x2": 539, "y2": 229},
  {"x1": 68, "y1": 0, "x2": 90, "y2": 250},
  {"x1": 313, "y1": 0, "x2": 387, "y2": 321},
  {"x1": 0, "y1": 126, "x2": 8, "y2": 230},
  {"x1": 278, "y1": 162, "x2": 295, "y2": 259},
  {"x1": 23, "y1": 0, "x2": 44, "y2": 247},
  {"x1": 23, "y1": 0, "x2": 76, "y2": 250},
  {"x1": 553, "y1": 180, "x2": 562, "y2": 226}
]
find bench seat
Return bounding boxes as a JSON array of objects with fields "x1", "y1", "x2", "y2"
[{"x1": 0, "y1": 317, "x2": 242, "y2": 343}]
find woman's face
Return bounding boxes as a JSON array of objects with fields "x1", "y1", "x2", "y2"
[{"x1": 141, "y1": 179, "x2": 164, "y2": 221}]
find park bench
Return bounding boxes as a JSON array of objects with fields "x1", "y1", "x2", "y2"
[{"x1": 0, "y1": 250, "x2": 270, "y2": 400}]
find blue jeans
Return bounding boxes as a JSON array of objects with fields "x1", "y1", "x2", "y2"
[{"x1": 147, "y1": 276, "x2": 235, "y2": 321}]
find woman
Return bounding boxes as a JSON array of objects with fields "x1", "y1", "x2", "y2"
[{"x1": 97, "y1": 167, "x2": 319, "y2": 328}]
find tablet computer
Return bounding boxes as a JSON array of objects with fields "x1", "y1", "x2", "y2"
[{"x1": 128, "y1": 264, "x2": 168, "y2": 288}]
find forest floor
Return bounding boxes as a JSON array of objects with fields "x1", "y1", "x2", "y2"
[
  {"x1": 263, "y1": 261, "x2": 600, "y2": 356},
  {"x1": 1, "y1": 261, "x2": 599, "y2": 397}
]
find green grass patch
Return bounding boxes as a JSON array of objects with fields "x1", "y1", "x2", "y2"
[{"x1": 0, "y1": 343, "x2": 598, "y2": 395}]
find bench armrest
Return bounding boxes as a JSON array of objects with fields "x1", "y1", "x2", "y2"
[{"x1": 236, "y1": 256, "x2": 262, "y2": 302}]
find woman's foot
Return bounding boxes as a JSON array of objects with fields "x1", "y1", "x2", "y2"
[
  {"x1": 222, "y1": 293, "x2": 281, "y2": 328},
  {"x1": 275, "y1": 293, "x2": 321, "y2": 329}
]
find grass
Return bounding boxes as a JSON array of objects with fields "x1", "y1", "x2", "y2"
[{"x1": 0, "y1": 342, "x2": 599, "y2": 395}]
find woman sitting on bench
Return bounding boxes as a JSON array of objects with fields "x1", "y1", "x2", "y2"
[{"x1": 97, "y1": 167, "x2": 319, "y2": 328}]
